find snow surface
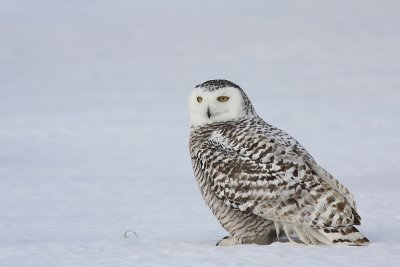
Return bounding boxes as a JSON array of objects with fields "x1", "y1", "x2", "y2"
[{"x1": 1, "y1": 0, "x2": 400, "y2": 266}]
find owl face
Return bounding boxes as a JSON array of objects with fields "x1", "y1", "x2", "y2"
[{"x1": 188, "y1": 86, "x2": 246, "y2": 126}]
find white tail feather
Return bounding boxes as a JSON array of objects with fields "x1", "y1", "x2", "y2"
[{"x1": 283, "y1": 223, "x2": 369, "y2": 246}]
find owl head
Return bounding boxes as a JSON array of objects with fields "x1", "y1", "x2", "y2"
[{"x1": 188, "y1": 79, "x2": 257, "y2": 126}]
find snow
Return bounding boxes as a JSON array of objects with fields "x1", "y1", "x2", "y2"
[{"x1": 1, "y1": 0, "x2": 400, "y2": 266}]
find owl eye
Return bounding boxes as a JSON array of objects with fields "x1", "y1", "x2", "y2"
[
  {"x1": 197, "y1": 96, "x2": 203, "y2": 103},
  {"x1": 217, "y1": 96, "x2": 229, "y2": 102}
]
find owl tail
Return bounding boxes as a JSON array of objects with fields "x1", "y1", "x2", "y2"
[
  {"x1": 289, "y1": 225, "x2": 369, "y2": 245},
  {"x1": 308, "y1": 226, "x2": 369, "y2": 245}
]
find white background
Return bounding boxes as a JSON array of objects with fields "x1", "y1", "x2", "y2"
[{"x1": 1, "y1": 0, "x2": 399, "y2": 266}]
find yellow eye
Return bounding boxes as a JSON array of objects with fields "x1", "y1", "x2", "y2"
[
  {"x1": 197, "y1": 96, "x2": 203, "y2": 103},
  {"x1": 217, "y1": 96, "x2": 229, "y2": 102}
]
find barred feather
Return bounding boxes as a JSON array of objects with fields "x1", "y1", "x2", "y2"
[{"x1": 189, "y1": 80, "x2": 369, "y2": 246}]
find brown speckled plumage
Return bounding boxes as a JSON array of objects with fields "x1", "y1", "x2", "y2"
[{"x1": 189, "y1": 80, "x2": 369, "y2": 245}]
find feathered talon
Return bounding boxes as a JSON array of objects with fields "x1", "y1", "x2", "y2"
[{"x1": 216, "y1": 236, "x2": 241, "y2": 246}]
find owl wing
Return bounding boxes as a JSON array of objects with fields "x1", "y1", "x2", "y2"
[
  {"x1": 271, "y1": 129, "x2": 357, "y2": 210},
  {"x1": 203, "y1": 130, "x2": 360, "y2": 228},
  {"x1": 301, "y1": 157, "x2": 357, "y2": 210}
]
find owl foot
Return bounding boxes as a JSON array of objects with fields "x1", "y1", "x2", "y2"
[{"x1": 216, "y1": 236, "x2": 242, "y2": 246}]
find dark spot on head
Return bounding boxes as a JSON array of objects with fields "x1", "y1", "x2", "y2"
[{"x1": 195, "y1": 79, "x2": 241, "y2": 91}]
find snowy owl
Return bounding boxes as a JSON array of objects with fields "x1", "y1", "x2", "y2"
[{"x1": 188, "y1": 79, "x2": 369, "y2": 246}]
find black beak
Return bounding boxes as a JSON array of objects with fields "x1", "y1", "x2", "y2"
[{"x1": 207, "y1": 106, "x2": 212, "y2": 119}]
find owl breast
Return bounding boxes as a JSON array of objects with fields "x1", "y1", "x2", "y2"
[{"x1": 189, "y1": 121, "x2": 277, "y2": 244}]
